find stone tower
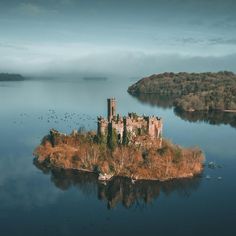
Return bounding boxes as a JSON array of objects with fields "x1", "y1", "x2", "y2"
[{"x1": 107, "y1": 98, "x2": 116, "y2": 121}]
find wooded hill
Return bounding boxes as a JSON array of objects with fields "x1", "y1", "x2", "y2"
[{"x1": 128, "y1": 71, "x2": 236, "y2": 111}]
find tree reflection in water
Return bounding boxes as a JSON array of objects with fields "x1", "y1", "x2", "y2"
[
  {"x1": 130, "y1": 93, "x2": 236, "y2": 128},
  {"x1": 130, "y1": 93, "x2": 176, "y2": 109},
  {"x1": 34, "y1": 161, "x2": 202, "y2": 209},
  {"x1": 174, "y1": 109, "x2": 236, "y2": 128}
]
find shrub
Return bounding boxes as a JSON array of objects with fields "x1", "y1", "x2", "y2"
[
  {"x1": 157, "y1": 146, "x2": 168, "y2": 156},
  {"x1": 172, "y1": 148, "x2": 183, "y2": 164}
]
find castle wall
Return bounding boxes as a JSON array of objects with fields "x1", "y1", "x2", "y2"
[
  {"x1": 111, "y1": 119, "x2": 124, "y2": 142},
  {"x1": 98, "y1": 116, "x2": 162, "y2": 139},
  {"x1": 126, "y1": 117, "x2": 146, "y2": 136},
  {"x1": 97, "y1": 98, "x2": 163, "y2": 146},
  {"x1": 147, "y1": 117, "x2": 163, "y2": 139}
]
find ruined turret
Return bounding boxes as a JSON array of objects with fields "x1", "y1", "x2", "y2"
[
  {"x1": 107, "y1": 98, "x2": 116, "y2": 122},
  {"x1": 97, "y1": 116, "x2": 108, "y2": 137}
]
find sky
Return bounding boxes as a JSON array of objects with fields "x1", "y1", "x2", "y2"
[{"x1": 0, "y1": 0, "x2": 236, "y2": 77}]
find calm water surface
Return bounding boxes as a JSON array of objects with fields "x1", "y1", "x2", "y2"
[{"x1": 0, "y1": 78, "x2": 236, "y2": 236}]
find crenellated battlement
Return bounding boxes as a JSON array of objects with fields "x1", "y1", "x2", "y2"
[{"x1": 97, "y1": 98, "x2": 163, "y2": 146}]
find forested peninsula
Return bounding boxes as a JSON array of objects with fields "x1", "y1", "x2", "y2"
[{"x1": 128, "y1": 71, "x2": 236, "y2": 112}]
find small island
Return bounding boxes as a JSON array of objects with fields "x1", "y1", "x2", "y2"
[
  {"x1": 0, "y1": 73, "x2": 25, "y2": 81},
  {"x1": 128, "y1": 71, "x2": 236, "y2": 112},
  {"x1": 34, "y1": 98, "x2": 204, "y2": 181}
]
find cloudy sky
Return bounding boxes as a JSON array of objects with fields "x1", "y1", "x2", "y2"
[{"x1": 0, "y1": 0, "x2": 236, "y2": 77}]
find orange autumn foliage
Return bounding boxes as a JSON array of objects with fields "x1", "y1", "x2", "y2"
[{"x1": 34, "y1": 129, "x2": 204, "y2": 181}]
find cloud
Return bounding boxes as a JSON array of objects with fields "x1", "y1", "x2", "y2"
[
  {"x1": 209, "y1": 38, "x2": 236, "y2": 45},
  {"x1": 0, "y1": 42, "x2": 27, "y2": 50},
  {"x1": 210, "y1": 17, "x2": 236, "y2": 30},
  {"x1": 18, "y1": 2, "x2": 58, "y2": 16},
  {"x1": 60, "y1": 0, "x2": 73, "y2": 4},
  {"x1": 0, "y1": 39, "x2": 236, "y2": 77},
  {"x1": 177, "y1": 37, "x2": 205, "y2": 45},
  {"x1": 1, "y1": 49, "x2": 235, "y2": 78},
  {"x1": 34, "y1": 52, "x2": 236, "y2": 76},
  {"x1": 174, "y1": 35, "x2": 236, "y2": 48}
]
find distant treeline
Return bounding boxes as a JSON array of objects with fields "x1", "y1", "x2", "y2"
[
  {"x1": 0, "y1": 73, "x2": 25, "y2": 81},
  {"x1": 128, "y1": 71, "x2": 236, "y2": 111}
]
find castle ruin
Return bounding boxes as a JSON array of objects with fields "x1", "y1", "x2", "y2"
[{"x1": 97, "y1": 98, "x2": 163, "y2": 146}]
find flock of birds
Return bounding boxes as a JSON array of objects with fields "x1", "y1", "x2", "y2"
[{"x1": 13, "y1": 109, "x2": 97, "y2": 131}]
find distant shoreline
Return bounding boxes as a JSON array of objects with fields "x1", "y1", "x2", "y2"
[{"x1": 0, "y1": 73, "x2": 25, "y2": 82}]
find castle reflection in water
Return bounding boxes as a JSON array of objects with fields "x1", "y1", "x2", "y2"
[{"x1": 35, "y1": 161, "x2": 201, "y2": 209}]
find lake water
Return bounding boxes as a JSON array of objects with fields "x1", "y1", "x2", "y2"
[{"x1": 0, "y1": 78, "x2": 236, "y2": 236}]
